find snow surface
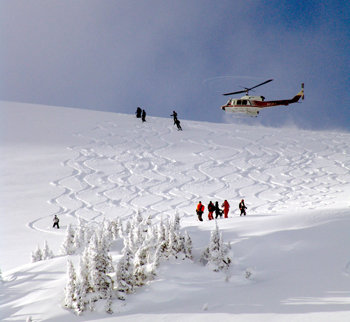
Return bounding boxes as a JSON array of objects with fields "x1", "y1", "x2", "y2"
[{"x1": 1, "y1": 101, "x2": 350, "y2": 321}]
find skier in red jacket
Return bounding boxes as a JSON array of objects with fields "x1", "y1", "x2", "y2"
[
  {"x1": 221, "y1": 200, "x2": 230, "y2": 218},
  {"x1": 196, "y1": 201, "x2": 205, "y2": 221}
]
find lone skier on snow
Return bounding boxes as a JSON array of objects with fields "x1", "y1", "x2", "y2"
[
  {"x1": 239, "y1": 199, "x2": 247, "y2": 216},
  {"x1": 53, "y1": 215, "x2": 60, "y2": 229}
]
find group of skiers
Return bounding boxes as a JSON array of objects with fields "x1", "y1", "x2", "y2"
[
  {"x1": 196, "y1": 200, "x2": 230, "y2": 222},
  {"x1": 135, "y1": 107, "x2": 184, "y2": 132},
  {"x1": 53, "y1": 199, "x2": 247, "y2": 228},
  {"x1": 196, "y1": 199, "x2": 247, "y2": 221},
  {"x1": 135, "y1": 107, "x2": 183, "y2": 130},
  {"x1": 135, "y1": 107, "x2": 146, "y2": 122}
]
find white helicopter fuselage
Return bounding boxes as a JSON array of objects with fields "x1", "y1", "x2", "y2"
[{"x1": 221, "y1": 95, "x2": 265, "y2": 116}]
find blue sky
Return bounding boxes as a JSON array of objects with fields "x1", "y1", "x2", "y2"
[{"x1": 1, "y1": 0, "x2": 349, "y2": 130}]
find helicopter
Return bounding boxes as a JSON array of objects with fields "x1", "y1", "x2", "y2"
[{"x1": 221, "y1": 79, "x2": 304, "y2": 116}]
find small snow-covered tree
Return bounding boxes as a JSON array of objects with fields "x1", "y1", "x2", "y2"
[
  {"x1": 135, "y1": 210, "x2": 143, "y2": 225},
  {"x1": 73, "y1": 277, "x2": 86, "y2": 315},
  {"x1": 156, "y1": 218, "x2": 169, "y2": 259},
  {"x1": 73, "y1": 255, "x2": 90, "y2": 315},
  {"x1": 42, "y1": 240, "x2": 54, "y2": 260},
  {"x1": 116, "y1": 244, "x2": 135, "y2": 298},
  {"x1": 80, "y1": 248, "x2": 91, "y2": 292},
  {"x1": 124, "y1": 220, "x2": 131, "y2": 237},
  {"x1": 31, "y1": 245, "x2": 43, "y2": 262},
  {"x1": 167, "y1": 213, "x2": 187, "y2": 259},
  {"x1": 87, "y1": 233, "x2": 113, "y2": 299},
  {"x1": 201, "y1": 222, "x2": 232, "y2": 272},
  {"x1": 173, "y1": 211, "x2": 181, "y2": 232},
  {"x1": 64, "y1": 260, "x2": 77, "y2": 309},
  {"x1": 133, "y1": 243, "x2": 150, "y2": 287},
  {"x1": 102, "y1": 219, "x2": 113, "y2": 249},
  {"x1": 184, "y1": 231, "x2": 193, "y2": 260},
  {"x1": 61, "y1": 224, "x2": 76, "y2": 255},
  {"x1": 141, "y1": 214, "x2": 152, "y2": 234},
  {"x1": 110, "y1": 217, "x2": 121, "y2": 240},
  {"x1": 73, "y1": 217, "x2": 86, "y2": 251},
  {"x1": 168, "y1": 221, "x2": 179, "y2": 258}
]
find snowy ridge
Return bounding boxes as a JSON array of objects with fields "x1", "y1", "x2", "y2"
[{"x1": 1, "y1": 102, "x2": 350, "y2": 321}]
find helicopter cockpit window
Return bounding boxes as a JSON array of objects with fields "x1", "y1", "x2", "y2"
[{"x1": 242, "y1": 100, "x2": 247, "y2": 105}]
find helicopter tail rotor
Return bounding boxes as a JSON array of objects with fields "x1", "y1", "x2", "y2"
[{"x1": 301, "y1": 83, "x2": 304, "y2": 100}]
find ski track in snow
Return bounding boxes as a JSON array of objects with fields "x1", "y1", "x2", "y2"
[{"x1": 28, "y1": 118, "x2": 350, "y2": 232}]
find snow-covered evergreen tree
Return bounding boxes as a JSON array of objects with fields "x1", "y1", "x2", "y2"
[
  {"x1": 168, "y1": 221, "x2": 179, "y2": 258},
  {"x1": 102, "y1": 219, "x2": 113, "y2": 249},
  {"x1": 87, "y1": 233, "x2": 113, "y2": 299},
  {"x1": 201, "y1": 221, "x2": 232, "y2": 272},
  {"x1": 73, "y1": 217, "x2": 86, "y2": 251},
  {"x1": 42, "y1": 240, "x2": 54, "y2": 260},
  {"x1": 129, "y1": 223, "x2": 143, "y2": 254},
  {"x1": 98, "y1": 230, "x2": 114, "y2": 274},
  {"x1": 61, "y1": 224, "x2": 76, "y2": 255},
  {"x1": 64, "y1": 260, "x2": 77, "y2": 309},
  {"x1": 73, "y1": 255, "x2": 90, "y2": 315},
  {"x1": 124, "y1": 220, "x2": 131, "y2": 237},
  {"x1": 184, "y1": 231, "x2": 193, "y2": 260},
  {"x1": 141, "y1": 214, "x2": 152, "y2": 234},
  {"x1": 110, "y1": 217, "x2": 121, "y2": 240},
  {"x1": 116, "y1": 244, "x2": 135, "y2": 298},
  {"x1": 173, "y1": 211, "x2": 181, "y2": 232},
  {"x1": 156, "y1": 218, "x2": 169, "y2": 259},
  {"x1": 31, "y1": 245, "x2": 43, "y2": 262},
  {"x1": 73, "y1": 277, "x2": 86, "y2": 315},
  {"x1": 133, "y1": 243, "x2": 150, "y2": 287},
  {"x1": 135, "y1": 210, "x2": 143, "y2": 225},
  {"x1": 176, "y1": 235, "x2": 186, "y2": 260}
]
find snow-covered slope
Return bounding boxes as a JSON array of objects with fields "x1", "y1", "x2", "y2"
[{"x1": 1, "y1": 101, "x2": 350, "y2": 321}]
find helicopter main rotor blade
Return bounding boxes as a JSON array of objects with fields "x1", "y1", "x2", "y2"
[
  {"x1": 222, "y1": 79, "x2": 273, "y2": 96},
  {"x1": 248, "y1": 79, "x2": 273, "y2": 91},
  {"x1": 223, "y1": 89, "x2": 247, "y2": 96}
]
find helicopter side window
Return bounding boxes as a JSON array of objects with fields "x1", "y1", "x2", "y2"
[
  {"x1": 242, "y1": 100, "x2": 247, "y2": 105},
  {"x1": 237, "y1": 100, "x2": 241, "y2": 105}
]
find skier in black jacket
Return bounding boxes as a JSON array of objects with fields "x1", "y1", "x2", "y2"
[
  {"x1": 215, "y1": 201, "x2": 223, "y2": 219},
  {"x1": 239, "y1": 199, "x2": 247, "y2": 216}
]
